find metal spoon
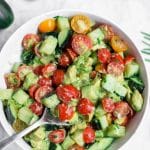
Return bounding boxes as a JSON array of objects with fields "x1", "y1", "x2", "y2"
[{"x1": 0, "y1": 108, "x2": 69, "y2": 149}]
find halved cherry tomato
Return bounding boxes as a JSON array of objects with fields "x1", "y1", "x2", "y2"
[
  {"x1": 29, "y1": 101, "x2": 44, "y2": 116},
  {"x1": 111, "y1": 53, "x2": 124, "y2": 64},
  {"x1": 66, "y1": 48, "x2": 78, "y2": 62},
  {"x1": 99, "y1": 24, "x2": 115, "y2": 41},
  {"x1": 77, "y1": 98, "x2": 94, "y2": 115},
  {"x1": 34, "y1": 86, "x2": 53, "y2": 103},
  {"x1": 17, "y1": 65, "x2": 32, "y2": 80},
  {"x1": 49, "y1": 129, "x2": 66, "y2": 144},
  {"x1": 33, "y1": 65, "x2": 44, "y2": 75},
  {"x1": 52, "y1": 69, "x2": 64, "y2": 86},
  {"x1": 56, "y1": 85, "x2": 80, "y2": 103},
  {"x1": 107, "y1": 61, "x2": 124, "y2": 76},
  {"x1": 124, "y1": 55, "x2": 135, "y2": 65},
  {"x1": 113, "y1": 101, "x2": 130, "y2": 118},
  {"x1": 83, "y1": 126, "x2": 95, "y2": 144},
  {"x1": 29, "y1": 84, "x2": 39, "y2": 98},
  {"x1": 98, "y1": 48, "x2": 111, "y2": 63},
  {"x1": 58, "y1": 103, "x2": 74, "y2": 121},
  {"x1": 22, "y1": 34, "x2": 40, "y2": 50},
  {"x1": 95, "y1": 63, "x2": 107, "y2": 74},
  {"x1": 38, "y1": 77, "x2": 52, "y2": 86},
  {"x1": 71, "y1": 15, "x2": 91, "y2": 34},
  {"x1": 42, "y1": 64, "x2": 57, "y2": 78},
  {"x1": 69, "y1": 144, "x2": 84, "y2": 150},
  {"x1": 58, "y1": 52, "x2": 71, "y2": 67},
  {"x1": 111, "y1": 35, "x2": 128, "y2": 52},
  {"x1": 102, "y1": 98, "x2": 115, "y2": 113},
  {"x1": 38, "y1": 18, "x2": 56, "y2": 33},
  {"x1": 71, "y1": 34, "x2": 92, "y2": 55},
  {"x1": 4, "y1": 73, "x2": 20, "y2": 89}
]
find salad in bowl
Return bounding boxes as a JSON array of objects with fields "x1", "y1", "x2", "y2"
[{"x1": 0, "y1": 13, "x2": 145, "y2": 150}]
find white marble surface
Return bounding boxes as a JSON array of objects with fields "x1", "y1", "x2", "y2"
[{"x1": 0, "y1": 0, "x2": 150, "y2": 149}]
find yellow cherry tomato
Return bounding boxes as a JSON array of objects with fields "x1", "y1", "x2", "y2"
[
  {"x1": 111, "y1": 35, "x2": 128, "y2": 52},
  {"x1": 71, "y1": 15, "x2": 91, "y2": 34},
  {"x1": 38, "y1": 18, "x2": 56, "y2": 33}
]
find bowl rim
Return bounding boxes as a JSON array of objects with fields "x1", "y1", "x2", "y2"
[{"x1": 0, "y1": 9, "x2": 149, "y2": 150}]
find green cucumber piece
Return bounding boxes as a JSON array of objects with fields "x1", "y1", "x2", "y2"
[
  {"x1": 39, "y1": 36, "x2": 57, "y2": 55},
  {"x1": 58, "y1": 29, "x2": 72, "y2": 48},
  {"x1": 62, "y1": 135, "x2": 75, "y2": 150},
  {"x1": 124, "y1": 61, "x2": 139, "y2": 78},
  {"x1": 42, "y1": 94, "x2": 60, "y2": 110},
  {"x1": 18, "y1": 107, "x2": 33, "y2": 124},
  {"x1": 130, "y1": 89, "x2": 144, "y2": 112},
  {"x1": 0, "y1": 0, "x2": 14, "y2": 29},
  {"x1": 0, "y1": 89, "x2": 13, "y2": 100},
  {"x1": 99, "y1": 115, "x2": 109, "y2": 130},
  {"x1": 88, "y1": 28, "x2": 104, "y2": 44},
  {"x1": 106, "y1": 124, "x2": 125, "y2": 137},
  {"x1": 88, "y1": 138, "x2": 114, "y2": 150},
  {"x1": 57, "y1": 16, "x2": 70, "y2": 31},
  {"x1": 12, "y1": 89, "x2": 29, "y2": 105}
]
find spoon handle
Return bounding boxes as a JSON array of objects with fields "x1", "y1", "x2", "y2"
[{"x1": 0, "y1": 120, "x2": 42, "y2": 149}]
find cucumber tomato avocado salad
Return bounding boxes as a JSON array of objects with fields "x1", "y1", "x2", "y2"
[{"x1": 0, "y1": 15, "x2": 144, "y2": 150}]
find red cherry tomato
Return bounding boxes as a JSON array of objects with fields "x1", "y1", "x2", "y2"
[
  {"x1": 29, "y1": 101, "x2": 44, "y2": 116},
  {"x1": 71, "y1": 34, "x2": 92, "y2": 55},
  {"x1": 58, "y1": 103, "x2": 74, "y2": 121},
  {"x1": 22, "y1": 34, "x2": 40, "y2": 50},
  {"x1": 111, "y1": 53, "x2": 124, "y2": 64},
  {"x1": 48, "y1": 129, "x2": 66, "y2": 144},
  {"x1": 33, "y1": 65, "x2": 44, "y2": 75},
  {"x1": 66, "y1": 48, "x2": 78, "y2": 62},
  {"x1": 4, "y1": 73, "x2": 21, "y2": 89},
  {"x1": 56, "y1": 85, "x2": 80, "y2": 103},
  {"x1": 52, "y1": 69, "x2": 64, "y2": 86},
  {"x1": 107, "y1": 61, "x2": 124, "y2": 76},
  {"x1": 58, "y1": 52, "x2": 71, "y2": 67},
  {"x1": 98, "y1": 48, "x2": 111, "y2": 64},
  {"x1": 102, "y1": 98, "x2": 115, "y2": 113},
  {"x1": 77, "y1": 98, "x2": 94, "y2": 115},
  {"x1": 69, "y1": 144, "x2": 84, "y2": 150},
  {"x1": 83, "y1": 126, "x2": 95, "y2": 144},
  {"x1": 124, "y1": 55, "x2": 135, "y2": 65},
  {"x1": 17, "y1": 65, "x2": 32, "y2": 80},
  {"x1": 113, "y1": 101, "x2": 130, "y2": 118},
  {"x1": 42, "y1": 64, "x2": 57, "y2": 78},
  {"x1": 34, "y1": 86, "x2": 53, "y2": 103},
  {"x1": 29, "y1": 84, "x2": 39, "y2": 98},
  {"x1": 38, "y1": 77, "x2": 52, "y2": 86}
]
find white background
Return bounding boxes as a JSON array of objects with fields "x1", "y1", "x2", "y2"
[{"x1": 0, "y1": 0, "x2": 150, "y2": 149}]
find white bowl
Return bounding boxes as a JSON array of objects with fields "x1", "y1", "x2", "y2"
[{"x1": 0, "y1": 9, "x2": 149, "y2": 150}]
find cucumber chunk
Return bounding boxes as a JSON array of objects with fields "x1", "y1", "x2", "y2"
[
  {"x1": 18, "y1": 107, "x2": 33, "y2": 124},
  {"x1": 130, "y1": 89, "x2": 143, "y2": 112},
  {"x1": 124, "y1": 61, "x2": 139, "y2": 78},
  {"x1": 39, "y1": 36, "x2": 57, "y2": 55},
  {"x1": 62, "y1": 135, "x2": 75, "y2": 150},
  {"x1": 88, "y1": 28, "x2": 104, "y2": 44},
  {"x1": 99, "y1": 115, "x2": 109, "y2": 130},
  {"x1": 58, "y1": 29, "x2": 72, "y2": 48},
  {"x1": 57, "y1": 16, "x2": 70, "y2": 31},
  {"x1": 0, "y1": 89, "x2": 13, "y2": 100},
  {"x1": 88, "y1": 138, "x2": 114, "y2": 150},
  {"x1": 13, "y1": 89, "x2": 29, "y2": 105},
  {"x1": 42, "y1": 94, "x2": 60, "y2": 110},
  {"x1": 71, "y1": 130, "x2": 84, "y2": 146},
  {"x1": 23, "y1": 72, "x2": 38, "y2": 90},
  {"x1": 106, "y1": 124, "x2": 125, "y2": 137}
]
